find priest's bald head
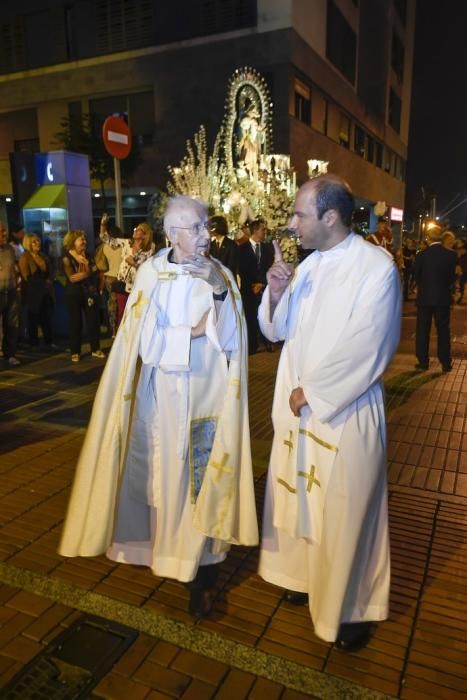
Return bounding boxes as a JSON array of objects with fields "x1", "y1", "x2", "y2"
[
  {"x1": 163, "y1": 195, "x2": 210, "y2": 262},
  {"x1": 290, "y1": 174, "x2": 355, "y2": 251}
]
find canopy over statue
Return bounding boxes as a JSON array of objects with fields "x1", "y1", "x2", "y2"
[{"x1": 224, "y1": 67, "x2": 273, "y2": 180}]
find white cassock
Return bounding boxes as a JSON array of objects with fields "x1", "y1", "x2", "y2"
[
  {"x1": 258, "y1": 233, "x2": 401, "y2": 642},
  {"x1": 59, "y1": 251, "x2": 258, "y2": 581}
]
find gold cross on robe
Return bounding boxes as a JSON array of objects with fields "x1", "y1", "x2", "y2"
[
  {"x1": 210, "y1": 452, "x2": 232, "y2": 482},
  {"x1": 298, "y1": 464, "x2": 321, "y2": 493},
  {"x1": 283, "y1": 430, "x2": 294, "y2": 454},
  {"x1": 230, "y1": 379, "x2": 241, "y2": 400},
  {"x1": 131, "y1": 291, "x2": 149, "y2": 318}
]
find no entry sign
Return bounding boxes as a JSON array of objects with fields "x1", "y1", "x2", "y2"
[{"x1": 102, "y1": 116, "x2": 132, "y2": 159}]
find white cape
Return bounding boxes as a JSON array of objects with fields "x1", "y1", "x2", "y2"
[{"x1": 59, "y1": 251, "x2": 258, "y2": 576}]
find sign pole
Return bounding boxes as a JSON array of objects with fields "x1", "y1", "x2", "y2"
[
  {"x1": 113, "y1": 157, "x2": 123, "y2": 230},
  {"x1": 102, "y1": 115, "x2": 131, "y2": 232}
]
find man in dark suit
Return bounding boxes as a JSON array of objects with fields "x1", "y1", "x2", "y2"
[
  {"x1": 414, "y1": 225, "x2": 457, "y2": 372},
  {"x1": 238, "y1": 219, "x2": 274, "y2": 354},
  {"x1": 209, "y1": 216, "x2": 238, "y2": 276}
]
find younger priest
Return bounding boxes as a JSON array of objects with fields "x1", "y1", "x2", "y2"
[
  {"x1": 258, "y1": 175, "x2": 401, "y2": 650},
  {"x1": 60, "y1": 195, "x2": 258, "y2": 617}
]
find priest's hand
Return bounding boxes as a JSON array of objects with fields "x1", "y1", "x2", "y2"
[
  {"x1": 268, "y1": 241, "x2": 294, "y2": 302},
  {"x1": 289, "y1": 387, "x2": 308, "y2": 417},
  {"x1": 181, "y1": 254, "x2": 228, "y2": 295}
]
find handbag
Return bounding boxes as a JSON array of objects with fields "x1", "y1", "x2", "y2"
[{"x1": 94, "y1": 244, "x2": 109, "y2": 272}]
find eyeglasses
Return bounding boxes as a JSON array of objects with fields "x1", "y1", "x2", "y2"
[{"x1": 173, "y1": 221, "x2": 209, "y2": 237}]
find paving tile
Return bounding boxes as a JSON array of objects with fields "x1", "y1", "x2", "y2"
[
  {"x1": 0, "y1": 660, "x2": 22, "y2": 687},
  {"x1": 180, "y1": 679, "x2": 216, "y2": 700},
  {"x1": 133, "y1": 660, "x2": 191, "y2": 696},
  {"x1": 404, "y1": 661, "x2": 467, "y2": 693},
  {"x1": 401, "y1": 675, "x2": 466, "y2": 699},
  {"x1": 212, "y1": 668, "x2": 255, "y2": 699},
  {"x1": 325, "y1": 657, "x2": 399, "y2": 696},
  {"x1": 6, "y1": 590, "x2": 54, "y2": 617},
  {"x1": 257, "y1": 639, "x2": 323, "y2": 670},
  {"x1": 23, "y1": 603, "x2": 73, "y2": 642},
  {"x1": 0, "y1": 635, "x2": 43, "y2": 663},
  {"x1": 247, "y1": 676, "x2": 284, "y2": 700},
  {"x1": 170, "y1": 650, "x2": 228, "y2": 686},
  {"x1": 112, "y1": 634, "x2": 158, "y2": 677},
  {"x1": 93, "y1": 672, "x2": 151, "y2": 700}
]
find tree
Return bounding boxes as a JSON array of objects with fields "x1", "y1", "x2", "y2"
[{"x1": 54, "y1": 113, "x2": 141, "y2": 209}]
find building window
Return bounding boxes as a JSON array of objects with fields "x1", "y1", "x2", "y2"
[
  {"x1": 89, "y1": 91, "x2": 154, "y2": 145},
  {"x1": 326, "y1": 0, "x2": 357, "y2": 84},
  {"x1": 391, "y1": 30, "x2": 405, "y2": 82},
  {"x1": 384, "y1": 148, "x2": 393, "y2": 174},
  {"x1": 354, "y1": 126, "x2": 366, "y2": 157},
  {"x1": 366, "y1": 136, "x2": 374, "y2": 163},
  {"x1": 311, "y1": 91, "x2": 328, "y2": 134},
  {"x1": 394, "y1": 0, "x2": 407, "y2": 25},
  {"x1": 14, "y1": 138, "x2": 40, "y2": 154},
  {"x1": 0, "y1": 17, "x2": 26, "y2": 74},
  {"x1": 96, "y1": 0, "x2": 154, "y2": 54},
  {"x1": 375, "y1": 141, "x2": 383, "y2": 167},
  {"x1": 398, "y1": 157, "x2": 406, "y2": 181},
  {"x1": 389, "y1": 88, "x2": 402, "y2": 132},
  {"x1": 201, "y1": 0, "x2": 257, "y2": 34},
  {"x1": 339, "y1": 113, "x2": 351, "y2": 148},
  {"x1": 128, "y1": 92, "x2": 155, "y2": 146},
  {"x1": 294, "y1": 79, "x2": 311, "y2": 125}
]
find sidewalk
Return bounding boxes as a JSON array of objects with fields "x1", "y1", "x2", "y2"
[{"x1": 0, "y1": 301, "x2": 465, "y2": 699}]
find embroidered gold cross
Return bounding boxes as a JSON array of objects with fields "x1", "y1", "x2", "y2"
[
  {"x1": 298, "y1": 464, "x2": 321, "y2": 492},
  {"x1": 283, "y1": 430, "x2": 293, "y2": 454},
  {"x1": 230, "y1": 378, "x2": 241, "y2": 400},
  {"x1": 131, "y1": 291, "x2": 149, "y2": 318},
  {"x1": 210, "y1": 453, "x2": 232, "y2": 482}
]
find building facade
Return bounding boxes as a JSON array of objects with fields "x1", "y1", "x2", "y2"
[{"x1": 0, "y1": 0, "x2": 415, "y2": 233}]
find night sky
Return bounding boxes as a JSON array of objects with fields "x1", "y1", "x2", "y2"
[{"x1": 405, "y1": 1, "x2": 467, "y2": 226}]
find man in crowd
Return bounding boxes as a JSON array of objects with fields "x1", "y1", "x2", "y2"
[
  {"x1": 258, "y1": 175, "x2": 401, "y2": 651},
  {"x1": 402, "y1": 238, "x2": 417, "y2": 301},
  {"x1": 367, "y1": 218, "x2": 394, "y2": 255},
  {"x1": 60, "y1": 196, "x2": 258, "y2": 617},
  {"x1": 209, "y1": 215, "x2": 238, "y2": 276},
  {"x1": 415, "y1": 225, "x2": 457, "y2": 372},
  {"x1": 9, "y1": 223, "x2": 25, "y2": 261},
  {"x1": 0, "y1": 222, "x2": 20, "y2": 366},
  {"x1": 238, "y1": 218, "x2": 274, "y2": 353}
]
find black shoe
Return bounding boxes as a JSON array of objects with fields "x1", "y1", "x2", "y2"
[
  {"x1": 414, "y1": 363, "x2": 428, "y2": 371},
  {"x1": 188, "y1": 588, "x2": 213, "y2": 618},
  {"x1": 335, "y1": 622, "x2": 373, "y2": 652},
  {"x1": 284, "y1": 590, "x2": 309, "y2": 605},
  {"x1": 442, "y1": 364, "x2": 452, "y2": 372}
]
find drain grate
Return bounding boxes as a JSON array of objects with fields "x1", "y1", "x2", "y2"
[{"x1": 1, "y1": 614, "x2": 138, "y2": 699}]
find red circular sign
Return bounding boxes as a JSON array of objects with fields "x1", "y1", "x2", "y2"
[{"x1": 102, "y1": 116, "x2": 132, "y2": 159}]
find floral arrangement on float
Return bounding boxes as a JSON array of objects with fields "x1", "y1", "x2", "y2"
[{"x1": 164, "y1": 67, "x2": 297, "y2": 244}]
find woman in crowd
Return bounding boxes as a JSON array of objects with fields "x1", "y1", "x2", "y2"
[
  {"x1": 18, "y1": 234, "x2": 56, "y2": 348},
  {"x1": 62, "y1": 230, "x2": 105, "y2": 363},
  {"x1": 99, "y1": 214, "x2": 154, "y2": 329}
]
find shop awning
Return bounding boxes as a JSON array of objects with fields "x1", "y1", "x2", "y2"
[{"x1": 23, "y1": 185, "x2": 67, "y2": 209}]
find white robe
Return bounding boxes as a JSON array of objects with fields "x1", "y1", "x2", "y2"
[
  {"x1": 59, "y1": 251, "x2": 258, "y2": 582},
  {"x1": 258, "y1": 234, "x2": 401, "y2": 642}
]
